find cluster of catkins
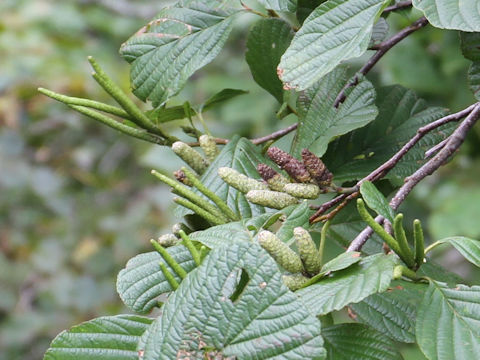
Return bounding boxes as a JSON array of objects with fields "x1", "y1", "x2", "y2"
[
  {"x1": 259, "y1": 227, "x2": 321, "y2": 291},
  {"x1": 219, "y1": 147, "x2": 333, "y2": 209}
]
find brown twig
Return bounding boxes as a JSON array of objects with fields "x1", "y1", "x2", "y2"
[
  {"x1": 334, "y1": 16, "x2": 428, "y2": 107},
  {"x1": 251, "y1": 123, "x2": 298, "y2": 145},
  {"x1": 382, "y1": 1, "x2": 412, "y2": 14},
  {"x1": 309, "y1": 104, "x2": 477, "y2": 223},
  {"x1": 347, "y1": 103, "x2": 480, "y2": 251}
]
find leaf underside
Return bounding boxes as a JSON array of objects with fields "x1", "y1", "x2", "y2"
[{"x1": 412, "y1": 0, "x2": 480, "y2": 31}]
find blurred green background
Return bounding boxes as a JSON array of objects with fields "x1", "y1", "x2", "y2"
[{"x1": 0, "y1": 1, "x2": 478, "y2": 359}]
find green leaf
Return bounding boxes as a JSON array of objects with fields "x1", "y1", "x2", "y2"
[
  {"x1": 176, "y1": 136, "x2": 276, "y2": 219},
  {"x1": 433, "y1": 236, "x2": 480, "y2": 267},
  {"x1": 140, "y1": 241, "x2": 326, "y2": 359},
  {"x1": 360, "y1": 181, "x2": 395, "y2": 223},
  {"x1": 296, "y1": 254, "x2": 396, "y2": 315},
  {"x1": 416, "y1": 281, "x2": 480, "y2": 360},
  {"x1": 278, "y1": 0, "x2": 389, "y2": 90},
  {"x1": 412, "y1": 0, "x2": 480, "y2": 31},
  {"x1": 323, "y1": 85, "x2": 451, "y2": 183},
  {"x1": 323, "y1": 323, "x2": 403, "y2": 360},
  {"x1": 145, "y1": 89, "x2": 248, "y2": 123},
  {"x1": 468, "y1": 62, "x2": 480, "y2": 100},
  {"x1": 276, "y1": 202, "x2": 314, "y2": 243},
  {"x1": 350, "y1": 280, "x2": 427, "y2": 343},
  {"x1": 116, "y1": 246, "x2": 196, "y2": 313},
  {"x1": 320, "y1": 251, "x2": 362, "y2": 275},
  {"x1": 44, "y1": 315, "x2": 152, "y2": 360},
  {"x1": 296, "y1": 0, "x2": 326, "y2": 24},
  {"x1": 370, "y1": 17, "x2": 389, "y2": 46},
  {"x1": 246, "y1": 18, "x2": 294, "y2": 102},
  {"x1": 120, "y1": 3, "x2": 236, "y2": 106},
  {"x1": 460, "y1": 32, "x2": 480, "y2": 61},
  {"x1": 257, "y1": 0, "x2": 297, "y2": 12},
  {"x1": 291, "y1": 66, "x2": 378, "y2": 157}
]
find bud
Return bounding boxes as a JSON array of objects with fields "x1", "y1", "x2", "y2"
[
  {"x1": 267, "y1": 147, "x2": 311, "y2": 183},
  {"x1": 157, "y1": 234, "x2": 179, "y2": 248},
  {"x1": 172, "y1": 141, "x2": 209, "y2": 175},
  {"x1": 294, "y1": 227, "x2": 321, "y2": 274},
  {"x1": 257, "y1": 230, "x2": 304, "y2": 273},
  {"x1": 173, "y1": 170, "x2": 192, "y2": 186},
  {"x1": 172, "y1": 223, "x2": 192, "y2": 237},
  {"x1": 257, "y1": 163, "x2": 289, "y2": 192},
  {"x1": 282, "y1": 274, "x2": 310, "y2": 291},
  {"x1": 301, "y1": 149, "x2": 333, "y2": 186},
  {"x1": 246, "y1": 190, "x2": 298, "y2": 209},
  {"x1": 284, "y1": 183, "x2": 320, "y2": 199},
  {"x1": 199, "y1": 135, "x2": 220, "y2": 162},
  {"x1": 218, "y1": 167, "x2": 268, "y2": 193}
]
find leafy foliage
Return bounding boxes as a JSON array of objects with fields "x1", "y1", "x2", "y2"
[
  {"x1": 360, "y1": 181, "x2": 395, "y2": 223},
  {"x1": 413, "y1": 0, "x2": 480, "y2": 31}
]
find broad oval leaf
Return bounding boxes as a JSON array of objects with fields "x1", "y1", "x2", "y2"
[
  {"x1": 468, "y1": 62, "x2": 480, "y2": 100},
  {"x1": 176, "y1": 136, "x2": 277, "y2": 219},
  {"x1": 246, "y1": 18, "x2": 294, "y2": 102},
  {"x1": 296, "y1": 254, "x2": 396, "y2": 315},
  {"x1": 350, "y1": 280, "x2": 427, "y2": 343},
  {"x1": 291, "y1": 66, "x2": 378, "y2": 157},
  {"x1": 257, "y1": 0, "x2": 297, "y2": 12},
  {"x1": 116, "y1": 246, "x2": 196, "y2": 313},
  {"x1": 278, "y1": 0, "x2": 389, "y2": 90},
  {"x1": 412, "y1": 0, "x2": 480, "y2": 31},
  {"x1": 140, "y1": 241, "x2": 326, "y2": 359},
  {"x1": 323, "y1": 85, "x2": 451, "y2": 182},
  {"x1": 360, "y1": 181, "x2": 395, "y2": 223},
  {"x1": 416, "y1": 281, "x2": 480, "y2": 360},
  {"x1": 120, "y1": 3, "x2": 236, "y2": 106},
  {"x1": 434, "y1": 236, "x2": 480, "y2": 267},
  {"x1": 276, "y1": 202, "x2": 314, "y2": 243},
  {"x1": 44, "y1": 315, "x2": 152, "y2": 360},
  {"x1": 323, "y1": 323, "x2": 403, "y2": 360},
  {"x1": 320, "y1": 251, "x2": 362, "y2": 275}
]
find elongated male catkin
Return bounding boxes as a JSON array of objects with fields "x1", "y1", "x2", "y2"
[
  {"x1": 294, "y1": 227, "x2": 322, "y2": 274},
  {"x1": 257, "y1": 230, "x2": 304, "y2": 273},
  {"x1": 218, "y1": 167, "x2": 268, "y2": 193},
  {"x1": 257, "y1": 163, "x2": 290, "y2": 191},
  {"x1": 246, "y1": 190, "x2": 299, "y2": 209},
  {"x1": 172, "y1": 141, "x2": 209, "y2": 175}
]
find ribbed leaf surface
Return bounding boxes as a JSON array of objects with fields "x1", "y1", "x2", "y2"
[
  {"x1": 120, "y1": 3, "x2": 236, "y2": 106},
  {"x1": 116, "y1": 246, "x2": 196, "y2": 313},
  {"x1": 416, "y1": 281, "x2": 480, "y2": 360},
  {"x1": 278, "y1": 0, "x2": 389, "y2": 90},
  {"x1": 412, "y1": 0, "x2": 480, "y2": 31},
  {"x1": 360, "y1": 181, "x2": 395, "y2": 223},
  {"x1": 291, "y1": 66, "x2": 378, "y2": 157},
  {"x1": 351, "y1": 280, "x2": 427, "y2": 343},
  {"x1": 434, "y1": 236, "x2": 480, "y2": 267},
  {"x1": 323, "y1": 85, "x2": 451, "y2": 182},
  {"x1": 297, "y1": 254, "x2": 396, "y2": 315},
  {"x1": 44, "y1": 315, "x2": 152, "y2": 360},
  {"x1": 140, "y1": 241, "x2": 326, "y2": 359},
  {"x1": 323, "y1": 323, "x2": 403, "y2": 360}
]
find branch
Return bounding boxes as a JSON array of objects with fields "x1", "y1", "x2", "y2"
[
  {"x1": 309, "y1": 104, "x2": 477, "y2": 224},
  {"x1": 334, "y1": 16, "x2": 428, "y2": 107},
  {"x1": 348, "y1": 103, "x2": 480, "y2": 251},
  {"x1": 251, "y1": 123, "x2": 298, "y2": 145},
  {"x1": 382, "y1": 1, "x2": 412, "y2": 14}
]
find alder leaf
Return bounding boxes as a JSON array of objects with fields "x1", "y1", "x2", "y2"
[
  {"x1": 432, "y1": 236, "x2": 480, "y2": 267},
  {"x1": 44, "y1": 315, "x2": 152, "y2": 360},
  {"x1": 278, "y1": 0, "x2": 390, "y2": 90},
  {"x1": 140, "y1": 241, "x2": 326, "y2": 359},
  {"x1": 360, "y1": 181, "x2": 395, "y2": 223},
  {"x1": 412, "y1": 0, "x2": 480, "y2": 31},
  {"x1": 257, "y1": 0, "x2": 297, "y2": 12}
]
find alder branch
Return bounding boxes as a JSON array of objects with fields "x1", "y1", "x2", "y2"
[
  {"x1": 382, "y1": 1, "x2": 412, "y2": 14},
  {"x1": 251, "y1": 123, "x2": 298, "y2": 145},
  {"x1": 347, "y1": 103, "x2": 480, "y2": 251},
  {"x1": 334, "y1": 16, "x2": 428, "y2": 107}
]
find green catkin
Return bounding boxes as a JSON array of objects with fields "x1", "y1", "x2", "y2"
[
  {"x1": 246, "y1": 190, "x2": 299, "y2": 209},
  {"x1": 413, "y1": 219, "x2": 425, "y2": 267},
  {"x1": 199, "y1": 135, "x2": 220, "y2": 162},
  {"x1": 282, "y1": 274, "x2": 310, "y2": 291},
  {"x1": 284, "y1": 183, "x2": 320, "y2": 199},
  {"x1": 257, "y1": 230, "x2": 304, "y2": 273},
  {"x1": 173, "y1": 170, "x2": 192, "y2": 186},
  {"x1": 393, "y1": 214, "x2": 415, "y2": 268},
  {"x1": 172, "y1": 141, "x2": 210, "y2": 175},
  {"x1": 173, "y1": 197, "x2": 225, "y2": 226},
  {"x1": 294, "y1": 227, "x2": 322, "y2": 274},
  {"x1": 218, "y1": 167, "x2": 269, "y2": 193},
  {"x1": 157, "y1": 234, "x2": 180, "y2": 248},
  {"x1": 182, "y1": 167, "x2": 239, "y2": 221},
  {"x1": 159, "y1": 263, "x2": 179, "y2": 290},
  {"x1": 150, "y1": 239, "x2": 188, "y2": 279},
  {"x1": 199, "y1": 246, "x2": 209, "y2": 261},
  {"x1": 178, "y1": 230, "x2": 201, "y2": 266}
]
